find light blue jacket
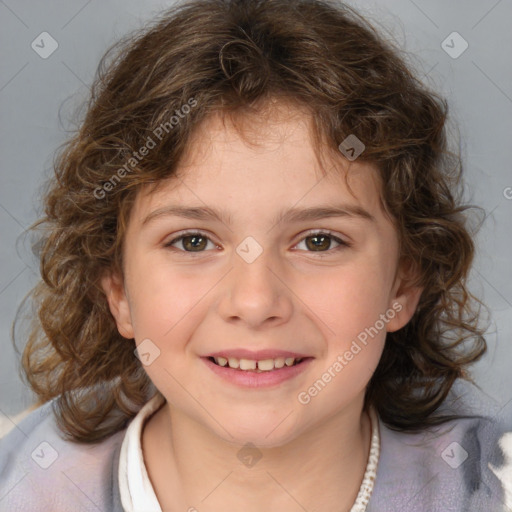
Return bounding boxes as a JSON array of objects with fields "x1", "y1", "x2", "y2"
[{"x1": 0, "y1": 380, "x2": 510, "y2": 511}]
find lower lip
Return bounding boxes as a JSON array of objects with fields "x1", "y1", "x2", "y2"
[{"x1": 202, "y1": 357, "x2": 314, "y2": 388}]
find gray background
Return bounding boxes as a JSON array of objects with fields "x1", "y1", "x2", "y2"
[{"x1": 1, "y1": 0, "x2": 511, "y2": 423}]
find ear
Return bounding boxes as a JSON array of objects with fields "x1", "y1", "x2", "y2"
[
  {"x1": 101, "y1": 270, "x2": 135, "y2": 339},
  {"x1": 386, "y1": 258, "x2": 424, "y2": 333}
]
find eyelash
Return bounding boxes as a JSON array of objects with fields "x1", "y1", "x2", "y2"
[{"x1": 163, "y1": 229, "x2": 351, "y2": 257}]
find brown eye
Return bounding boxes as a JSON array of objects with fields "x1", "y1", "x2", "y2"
[
  {"x1": 305, "y1": 234, "x2": 331, "y2": 251},
  {"x1": 295, "y1": 231, "x2": 349, "y2": 254},
  {"x1": 165, "y1": 232, "x2": 215, "y2": 252},
  {"x1": 181, "y1": 234, "x2": 208, "y2": 251}
]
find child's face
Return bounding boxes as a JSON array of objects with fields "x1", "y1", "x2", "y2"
[{"x1": 103, "y1": 103, "x2": 422, "y2": 446}]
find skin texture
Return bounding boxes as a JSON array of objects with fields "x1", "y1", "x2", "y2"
[{"x1": 102, "y1": 103, "x2": 423, "y2": 511}]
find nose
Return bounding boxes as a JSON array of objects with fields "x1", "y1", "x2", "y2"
[{"x1": 216, "y1": 246, "x2": 293, "y2": 329}]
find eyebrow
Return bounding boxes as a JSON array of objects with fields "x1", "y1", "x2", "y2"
[{"x1": 142, "y1": 203, "x2": 375, "y2": 227}]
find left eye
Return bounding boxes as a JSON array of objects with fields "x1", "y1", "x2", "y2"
[
  {"x1": 164, "y1": 230, "x2": 349, "y2": 254},
  {"x1": 294, "y1": 231, "x2": 348, "y2": 253}
]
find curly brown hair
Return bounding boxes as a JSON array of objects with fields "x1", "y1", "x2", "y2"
[{"x1": 14, "y1": 0, "x2": 488, "y2": 443}]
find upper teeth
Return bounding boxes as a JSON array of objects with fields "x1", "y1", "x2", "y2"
[{"x1": 213, "y1": 356, "x2": 302, "y2": 371}]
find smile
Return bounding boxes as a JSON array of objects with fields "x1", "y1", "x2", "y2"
[
  {"x1": 202, "y1": 356, "x2": 313, "y2": 388},
  {"x1": 209, "y1": 355, "x2": 304, "y2": 372}
]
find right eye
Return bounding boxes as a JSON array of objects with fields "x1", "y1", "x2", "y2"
[{"x1": 164, "y1": 230, "x2": 218, "y2": 253}]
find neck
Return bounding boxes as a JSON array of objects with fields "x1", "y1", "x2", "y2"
[{"x1": 142, "y1": 397, "x2": 373, "y2": 512}]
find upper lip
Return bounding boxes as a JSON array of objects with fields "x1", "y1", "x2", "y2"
[{"x1": 205, "y1": 349, "x2": 312, "y2": 360}]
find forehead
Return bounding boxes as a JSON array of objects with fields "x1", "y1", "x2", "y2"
[{"x1": 131, "y1": 103, "x2": 386, "y2": 225}]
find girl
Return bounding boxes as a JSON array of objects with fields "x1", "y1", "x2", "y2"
[{"x1": 1, "y1": 0, "x2": 510, "y2": 510}]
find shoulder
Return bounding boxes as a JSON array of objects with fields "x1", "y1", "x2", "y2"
[
  {"x1": 0, "y1": 399, "x2": 126, "y2": 512},
  {"x1": 369, "y1": 382, "x2": 511, "y2": 512}
]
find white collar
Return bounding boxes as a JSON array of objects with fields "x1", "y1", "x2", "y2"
[{"x1": 119, "y1": 394, "x2": 165, "y2": 512}]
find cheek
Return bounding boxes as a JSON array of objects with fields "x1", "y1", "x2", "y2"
[
  {"x1": 297, "y1": 261, "x2": 393, "y2": 342},
  {"x1": 126, "y1": 258, "x2": 218, "y2": 343},
  {"x1": 296, "y1": 268, "x2": 389, "y2": 405},
  {"x1": 291, "y1": 256, "x2": 393, "y2": 391}
]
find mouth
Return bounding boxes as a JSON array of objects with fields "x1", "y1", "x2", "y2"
[
  {"x1": 206, "y1": 355, "x2": 311, "y2": 373},
  {"x1": 202, "y1": 354, "x2": 314, "y2": 388}
]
